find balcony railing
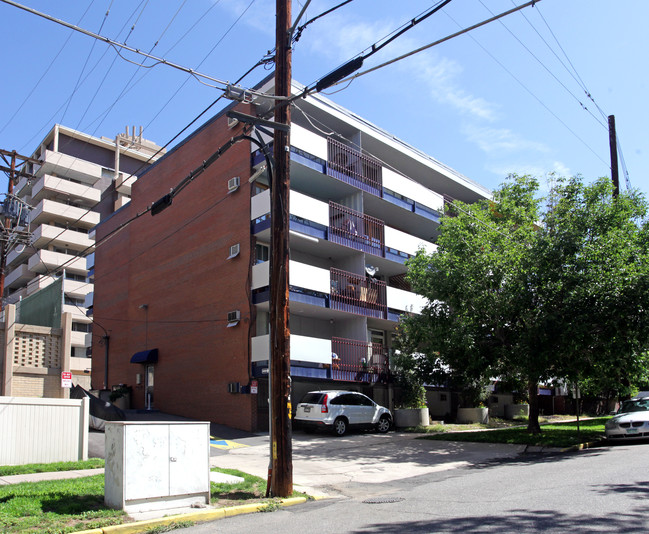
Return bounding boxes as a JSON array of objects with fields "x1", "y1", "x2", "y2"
[
  {"x1": 329, "y1": 202, "x2": 384, "y2": 256},
  {"x1": 330, "y1": 267, "x2": 387, "y2": 319},
  {"x1": 331, "y1": 337, "x2": 388, "y2": 383},
  {"x1": 326, "y1": 138, "x2": 382, "y2": 195}
]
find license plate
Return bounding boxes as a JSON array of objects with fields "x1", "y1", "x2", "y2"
[
  {"x1": 627, "y1": 428, "x2": 639, "y2": 434},
  {"x1": 303, "y1": 406, "x2": 311, "y2": 413}
]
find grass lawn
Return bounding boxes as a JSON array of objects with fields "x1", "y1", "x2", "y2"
[
  {"x1": 0, "y1": 459, "x2": 105, "y2": 477},
  {"x1": 419, "y1": 417, "x2": 608, "y2": 448},
  {"x1": 0, "y1": 462, "x2": 306, "y2": 533}
]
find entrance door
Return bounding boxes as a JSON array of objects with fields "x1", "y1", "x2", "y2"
[{"x1": 145, "y1": 364, "x2": 155, "y2": 410}]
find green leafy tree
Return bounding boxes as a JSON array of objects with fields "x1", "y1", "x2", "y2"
[{"x1": 398, "y1": 175, "x2": 649, "y2": 433}]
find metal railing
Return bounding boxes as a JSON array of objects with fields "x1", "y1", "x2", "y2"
[
  {"x1": 326, "y1": 138, "x2": 382, "y2": 195},
  {"x1": 331, "y1": 337, "x2": 388, "y2": 383},
  {"x1": 329, "y1": 202, "x2": 384, "y2": 256},
  {"x1": 329, "y1": 267, "x2": 387, "y2": 319}
]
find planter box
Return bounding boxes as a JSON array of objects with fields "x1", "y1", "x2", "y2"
[
  {"x1": 457, "y1": 407, "x2": 489, "y2": 424},
  {"x1": 504, "y1": 404, "x2": 529, "y2": 419},
  {"x1": 394, "y1": 407, "x2": 429, "y2": 428}
]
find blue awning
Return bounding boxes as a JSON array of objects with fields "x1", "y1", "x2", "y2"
[{"x1": 130, "y1": 348, "x2": 158, "y2": 364}]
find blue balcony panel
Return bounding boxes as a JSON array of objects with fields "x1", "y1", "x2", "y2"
[
  {"x1": 289, "y1": 216, "x2": 327, "y2": 240},
  {"x1": 414, "y1": 202, "x2": 442, "y2": 223},
  {"x1": 387, "y1": 308, "x2": 402, "y2": 322},
  {"x1": 291, "y1": 147, "x2": 326, "y2": 173},
  {"x1": 383, "y1": 190, "x2": 415, "y2": 211},
  {"x1": 385, "y1": 249, "x2": 409, "y2": 264},
  {"x1": 251, "y1": 215, "x2": 271, "y2": 234},
  {"x1": 289, "y1": 287, "x2": 327, "y2": 308},
  {"x1": 252, "y1": 361, "x2": 329, "y2": 380}
]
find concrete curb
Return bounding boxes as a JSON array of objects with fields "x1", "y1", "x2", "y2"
[
  {"x1": 75, "y1": 496, "x2": 319, "y2": 534},
  {"x1": 560, "y1": 440, "x2": 605, "y2": 452}
]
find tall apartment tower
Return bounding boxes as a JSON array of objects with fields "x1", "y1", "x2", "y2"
[
  {"x1": 4, "y1": 124, "x2": 164, "y2": 361},
  {"x1": 91, "y1": 79, "x2": 492, "y2": 431}
]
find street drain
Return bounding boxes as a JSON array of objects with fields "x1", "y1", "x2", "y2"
[{"x1": 363, "y1": 497, "x2": 405, "y2": 504}]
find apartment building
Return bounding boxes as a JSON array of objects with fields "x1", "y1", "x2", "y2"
[
  {"x1": 91, "y1": 79, "x2": 490, "y2": 431},
  {"x1": 5, "y1": 124, "x2": 164, "y2": 367}
]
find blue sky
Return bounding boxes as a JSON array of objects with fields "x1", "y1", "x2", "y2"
[{"x1": 0, "y1": 0, "x2": 647, "y2": 199}]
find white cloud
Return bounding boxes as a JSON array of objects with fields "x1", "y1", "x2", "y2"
[{"x1": 463, "y1": 124, "x2": 549, "y2": 154}]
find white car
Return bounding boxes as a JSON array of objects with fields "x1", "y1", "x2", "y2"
[
  {"x1": 605, "y1": 397, "x2": 649, "y2": 441},
  {"x1": 294, "y1": 390, "x2": 392, "y2": 436}
]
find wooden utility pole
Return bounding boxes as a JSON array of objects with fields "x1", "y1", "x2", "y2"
[
  {"x1": 608, "y1": 115, "x2": 619, "y2": 198},
  {"x1": 269, "y1": 0, "x2": 293, "y2": 497},
  {"x1": 0, "y1": 149, "x2": 40, "y2": 302}
]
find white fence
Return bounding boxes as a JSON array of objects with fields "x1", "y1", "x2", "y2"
[{"x1": 0, "y1": 396, "x2": 89, "y2": 466}]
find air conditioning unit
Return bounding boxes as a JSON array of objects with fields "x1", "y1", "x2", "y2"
[
  {"x1": 227, "y1": 243, "x2": 240, "y2": 259},
  {"x1": 228, "y1": 382, "x2": 240, "y2": 394},
  {"x1": 227, "y1": 310, "x2": 240, "y2": 326},
  {"x1": 227, "y1": 176, "x2": 240, "y2": 193}
]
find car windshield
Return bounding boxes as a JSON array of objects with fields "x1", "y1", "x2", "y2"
[{"x1": 619, "y1": 399, "x2": 649, "y2": 413}]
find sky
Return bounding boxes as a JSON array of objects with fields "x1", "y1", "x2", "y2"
[{"x1": 0, "y1": 0, "x2": 647, "y2": 201}]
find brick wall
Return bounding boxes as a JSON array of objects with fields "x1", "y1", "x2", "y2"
[
  {"x1": 12, "y1": 373, "x2": 64, "y2": 398},
  {"x1": 92, "y1": 104, "x2": 258, "y2": 431}
]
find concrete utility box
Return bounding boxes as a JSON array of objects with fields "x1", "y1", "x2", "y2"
[{"x1": 104, "y1": 421, "x2": 211, "y2": 513}]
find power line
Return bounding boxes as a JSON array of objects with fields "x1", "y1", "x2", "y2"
[
  {"x1": 0, "y1": 1, "x2": 98, "y2": 137},
  {"x1": 0, "y1": 0, "x2": 234, "y2": 91},
  {"x1": 478, "y1": 0, "x2": 606, "y2": 130}
]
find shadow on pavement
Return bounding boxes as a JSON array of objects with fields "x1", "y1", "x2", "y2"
[{"x1": 349, "y1": 506, "x2": 649, "y2": 533}]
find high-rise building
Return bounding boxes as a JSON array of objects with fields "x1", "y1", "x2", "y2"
[
  {"x1": 91, "y1": 80, "x2": 491, "y2": 431},
  {"x1": 5, "y1": 124, "x2": 164, "y2": 369}
]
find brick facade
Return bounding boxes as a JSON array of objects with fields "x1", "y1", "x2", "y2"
[{"x1": 92, "y1": 104, "x2": 258, "y2": 430}]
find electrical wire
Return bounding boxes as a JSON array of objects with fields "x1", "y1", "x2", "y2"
[
  {"x1": 478, "y1": 0, "x2": 606, "y2": 130},
  {"x1": 0, "y1": 0, "x2": 233, "y2": 90},
  {"x1": 0, "y1": 1, "x2": 99, "y2": 137}
]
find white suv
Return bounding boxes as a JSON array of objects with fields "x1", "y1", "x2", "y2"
[{"x1": 295, "y1": 390, "x2": 392, "y2": 436}]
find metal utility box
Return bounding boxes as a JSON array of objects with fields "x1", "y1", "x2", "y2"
[{"x1": 104, "y1": 421, "x2": 211, "y2": 513}]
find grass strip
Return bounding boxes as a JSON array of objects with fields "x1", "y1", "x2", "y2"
[
  {"x1": 418, "y1": 417, "x2": 608, "y2": 448},
  {"x1": 0, "y1": 459, "x2": 104, "y2": 477},
  {"x1": 0, "y1": 474, "x2": 124, "y2": 533},
  {"x1": 0, "y1": 464, "x2": 308, "y2": 533}
]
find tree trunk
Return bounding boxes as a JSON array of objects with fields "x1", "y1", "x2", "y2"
[{"x1": 527, "y1": 380, "x2": 541, "y2": 434}]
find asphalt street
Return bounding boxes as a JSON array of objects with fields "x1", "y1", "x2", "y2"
[{"x1": 182, "y1": 441, "x2": 649, "y2": 533}]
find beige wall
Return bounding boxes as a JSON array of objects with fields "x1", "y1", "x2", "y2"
[{"x1": 1, "y1": 304, "x2": 81, "y2": 399}]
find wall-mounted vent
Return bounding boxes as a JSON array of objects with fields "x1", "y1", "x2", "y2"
[
  {"x1": 227, "y1": 176, "x2": 240, "y2": 193},
  {"x1": 227, "y1": 243, "x2": 240, "y2": 259},
  {"x1": 227, "y1": 310, "x2": 240, "y2": 327}
]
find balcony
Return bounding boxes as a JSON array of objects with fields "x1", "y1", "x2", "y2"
[
  {"x1": 70, "y1": 331, "x2": 92, "y2": 348},
  {"x1": 31, "y1": 175, "x2": 101, "y2": 205},
  {"x1": 30, "y1": 199, "x2": 100, "y2": 229},
  {"x1": 251, "y1": 334, "x2": 389, "y2": 383},
  {"x1": 331, "y1": 337, "x2": 388, "y2": 384},
  {"x1": 330, "y1": 267, "x2": 387, "y2": 319},
  {"x1": 4, "y1": 263, "x2": 34, "y2": 289},
  {"x1": 329, "y1": 202, "x2": 384, "y2": 257},
  {"x1": 31, "y1": 224, "x2": 93, "y2": 252},
  {"x1": 115, "y1": 173, "x2": 135, "y2": 195},
  {"x1": 28, "y1": 249, "x2": 87, "y2": 275},
  {"x1": 33, "y1": 150, "x2": 103, "y2": 185},
  {"x1": 70, "y1": 356, "x2": 92, "y2": 372},
  {"x1": 327, "y1": 138, "x2": 382, "y2": 196}
]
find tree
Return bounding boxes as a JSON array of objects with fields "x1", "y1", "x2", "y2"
[{"x1": 398, "y1": 175, "x2": 649, "y2": 433}]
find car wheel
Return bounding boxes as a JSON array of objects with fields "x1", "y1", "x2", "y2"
[
  {"x1": 377, "y1": 415, "x2": 391, "y2": 433},
  {"x1": 333, "y1": 417, "x2": 347, "y2": 436}
]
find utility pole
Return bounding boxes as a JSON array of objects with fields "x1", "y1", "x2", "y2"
[
  {"x1": 0, "y1": 149, "x2": 39, "y2": 302},
  {"x1": 269, "y1": 0, "x2": 293, "y2": 497},
  {"x1": 608, "y1": 115, "x2": 619, "y2": 198}
]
